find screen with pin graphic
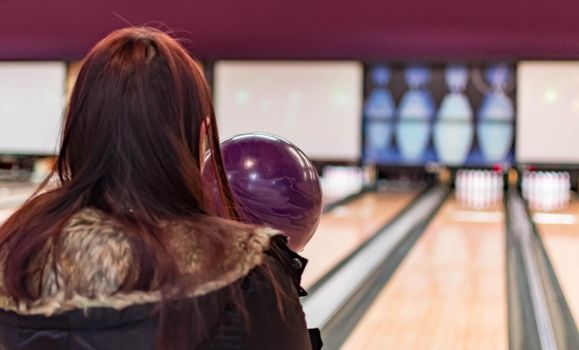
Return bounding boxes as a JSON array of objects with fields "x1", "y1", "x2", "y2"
[{"x1": 362, "y1": 63, "x2": 516, "y2": 167}]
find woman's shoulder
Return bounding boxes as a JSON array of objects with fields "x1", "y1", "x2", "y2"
[{"x1": 161, "y1": 217, "x2": 286, "y2": 294}]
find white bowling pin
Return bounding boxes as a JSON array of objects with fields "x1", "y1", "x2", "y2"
[
  {"x1": 554, "y1": 172, "x2": 561, "y2": 210},
  {"x1": 456, "y1": 170, "x2": 463, "y2": 204},
  {"x1": 522, "y1": 171, "x2": 529, "y2": 200},
  {"x1": 567, "y1": 172, "x2": 571, "y2": 206},
  {"x1": 475, "y1": 170, "x2": 482, "y2": 209},
  {"x1": 528, "y1": 172, "x2": 537, "y2": 209},
  {"x1": 465, "y1": 170, "x2": 472, "y2": 208},
  {"x1": 482, "y1": 171, "x2": 489, "y2": 208},
  {"x1": 547, "y1": 172, "x2": 554, "y2": 211}
]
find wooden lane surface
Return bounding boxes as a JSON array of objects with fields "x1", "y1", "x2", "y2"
[
  {"x1": 532, "y1": 201, "x2": 579, "y2": 327},
  {"x1": 300, "y1": 191, "x2": 418, "y2": 289},
  {"x1": 0, "y1": 209, "x2": 13, "y2": 223},
  {"x1": 0, "y1": 183, "x2": 37, "y2": 222},
  {"x1": 0, "y1": 183, "x2": 37, "y2": 206},
  {"x1": 342, "y1": 198, "x2": 507, "y2": 350}
]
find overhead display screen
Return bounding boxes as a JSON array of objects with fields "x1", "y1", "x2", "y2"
[
  {"x1": 214, "y1": 61, "x2": 363, "y2": 161},
  {"x1": 517, "y1": 61, "x2": 579, "y2": 164},
  {"x1": 0, "y1": 62, "x2": 67, "y2": 155}
]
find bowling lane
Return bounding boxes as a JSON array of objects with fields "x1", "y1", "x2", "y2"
[
  {"x1": 0, "y1": 182, "x2": 39, "y2": 223},
  {"x1": 342, "y1": 197, "x2": 507, "y2": 350},
  {"x1": 0, "y1": 183, "x2": 36, "y2": 205},
  {"x1": 0, "y1": 209, "x2": 13, "y2": 223},
  {"x1": 300, "y1": 190, "x2": 418, "y2": 289},
  {"x1": 532, "y1": 200, "x2": 579, "y2": 325}
]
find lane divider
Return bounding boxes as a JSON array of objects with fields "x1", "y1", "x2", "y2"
[{"x1": 302, "y1": 186, "x2": 447, "y2": 337}]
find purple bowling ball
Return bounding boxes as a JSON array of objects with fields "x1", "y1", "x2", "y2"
[{"x1": 202, "y1": 133, "x2": 323, "y2": 251}]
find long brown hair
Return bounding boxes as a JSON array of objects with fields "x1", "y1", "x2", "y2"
[{"x1": 0, "y1": 27, "x2": 285, "y2": 349}]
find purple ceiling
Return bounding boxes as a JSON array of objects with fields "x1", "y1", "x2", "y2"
[{"x1": 2, "y1": 0, "x2": 579, "y2": 60}]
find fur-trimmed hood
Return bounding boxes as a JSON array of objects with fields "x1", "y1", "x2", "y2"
[{"x1": 0, "y1": 208, "x2": 279, "y2": 316}]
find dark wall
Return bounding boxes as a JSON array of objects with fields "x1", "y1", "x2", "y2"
[{"x1": 1, "y1": 0, "x2": 579, "y2": 60}]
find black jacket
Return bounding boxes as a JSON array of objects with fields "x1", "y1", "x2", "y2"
[{"x1": 0, "y1": 233, "x2": 322, "y2": 350}]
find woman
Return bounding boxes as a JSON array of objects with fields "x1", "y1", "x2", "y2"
[{"x1": 0, "y1": 27, "x2": 321, "y2": 350}]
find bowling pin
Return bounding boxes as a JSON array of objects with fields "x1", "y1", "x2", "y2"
[
  {"x1": 526, "y1": 172, "x2": 533, "y2": 207},
  {"x1": 464, "y1": 170, "x2": 469, "y2": 207},
  {"x1": 561, "y1": 172, "x2": 567, "y2": 210},
  {"x1": 551, "y1": 171, "x2": 559, "y2": 210},
  {"x1": 489, "y1": 171, "x2": 494, "y2": 208},
  {"x1": 542, "y1": 172, "x2": 549, "y2": 211},
  {"x1": 536, "y1": 171, "x2": 542, "y2": 211},
  {"x1": 465, "y1": 170, "x2": 471, "y2": 208},
  {"x1": 534, "y1": 172, "x2": 540, "y2": 210},
  {"x1": 455, "y1": 170, "x2": 460, "y2": 202},
  {"x1": 480, "y1": 171, "x2": 487, "y2": 209},
  {"x1": 463, "y1": 170, "x2": 469, "y2": 206},
  {"x1": 477, "y1": 171, "x2": 482, "y2": 208},
  {"x1": 485, "y1": 171, "x2": 492, "y2": 208},
  {"x1": 555, "y1": 172, "x2": 560, "y2": 210},
  {"x1": 481, "y1": 171, "x2": 487, "y2": 208},
  {"x1": 546, "y1": 172, "x2": 553, "y2": 211},
  {"x1": 434, "y1": 64, "x2": 474, "y2": 165},
  {"x1": 493, "y1": 171, "x2": 500, "y2": 205},
  {"x1": 551, "y1": 172, "x2": 557, "y2": 211},
  {"x1": 522, "y1": 171, "x2": 529, "y2": 200},
  {"x1": 471, "y1": 170, "x2": 478, "y2": 209},
  {"x1": 489, "y1": 172, "x2": 495, "y2": 206},
  {"x1": 541, "y1": 172, "x2": 549, "y2": 211},
  {"x1": 566, "y1": 172, "x2": 571, "y2": 207},
  {"x1": 556, "y1": 172, "x2": 561, "y2": 210},
  {"x1": 552, "y1": 172, "x2": 556, "y2": 210},
  {"x1": 560, "y1": 172, "x2": 565, "y2": 210},
  {"x1": 551, "y1": 172, "x2": 556, "y2": 210},
  {"x1": 532, "y1": 172, "x2": 539, "y2": 210},
  {"x1": 463, "y1": 170, "x2": 470, "y2": 207},
  {"x1": 492, "y1": 172, "x2": 499, "y2": 205},
  {"x1": 567, "y1": 172, "x2": 571, "y2": 203},
  {"x1": 562, "y1": 172, "x2": 568, "y2": 209},
  {"x1": 536, "y1": 172, "x2": 543, "y2": 211},
  {"x1": 477, "y1": 64, "x2": 515, "y2": 163},
  {"x1": 468, "y1": 170, "x2": 474, "y2": 208},
  {"x1": 480, "y1": 171, "x2": 485, "y2": 208},
  {"x1": 456, "y1": 170, "x2": 464, "y2": 205},
  {"x1": 499, "y1": 172, "x2": 503, "y2": 201},
  {"x1": 396, "y1": 65, "x2": 435, "y2": 163},
  {"x1": 499, "y1": 172, "x2": 504, "y2": 202}
]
